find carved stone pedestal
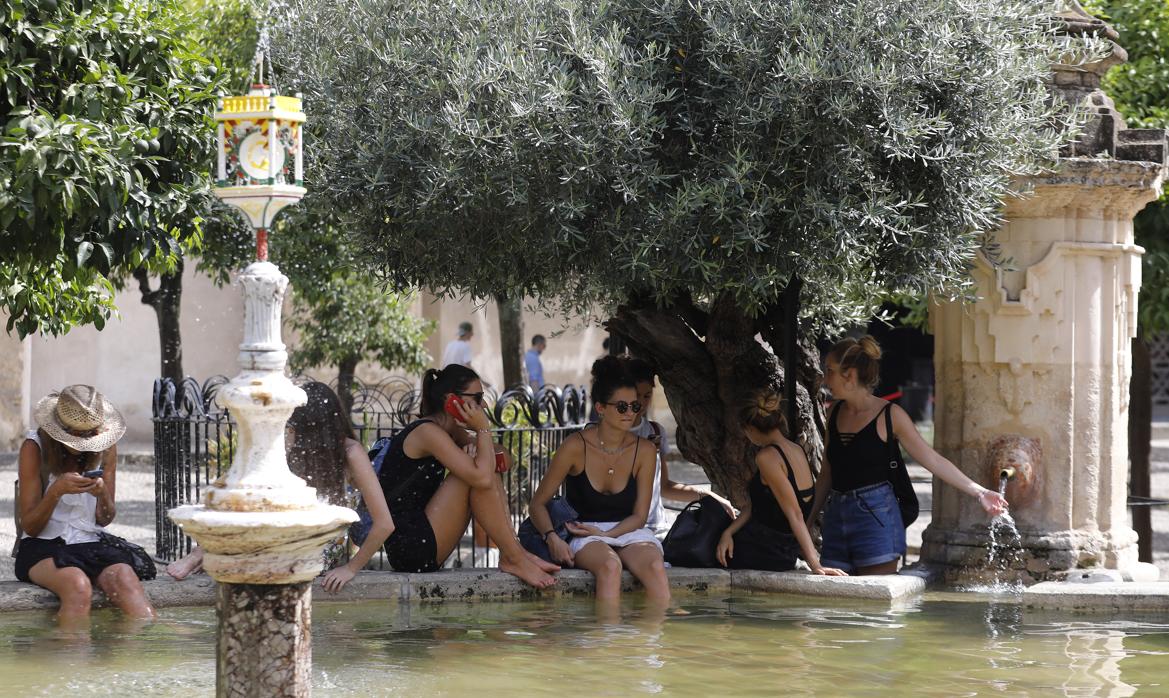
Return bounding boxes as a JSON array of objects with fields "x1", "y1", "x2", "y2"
[{"x1": 218, "y1": 582, "x2": 313, "y2": 698}]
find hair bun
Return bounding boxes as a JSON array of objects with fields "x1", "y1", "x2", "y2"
[
  {"x1": 591, "y1": 354, "x2": 624, "y2": 379},
  {"x1": 859, "y1": 335, "x2": 882, "y2": 361}
]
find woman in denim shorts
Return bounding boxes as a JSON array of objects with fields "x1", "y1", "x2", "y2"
[{"x1": 808, "y1": 336, "x2": 1009, "y2": 575}]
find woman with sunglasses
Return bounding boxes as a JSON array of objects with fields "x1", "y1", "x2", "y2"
[
  {"x1": 376, "y1": 364, "x2": 558, "y2": 588},
  {"x1": 529, "y1": 356, "x2": 669, "y2": 609}
]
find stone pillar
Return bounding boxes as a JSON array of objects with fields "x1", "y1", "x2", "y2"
[
  {"x1": 171, "y1": 261, "x2": 356, "y2": 697},
  {"x1": 218, "y1": 582, "x2": 312, "y2": 698},
  {"x1": 922, "y1": 4, "x2": 1167, "y2": 582}
]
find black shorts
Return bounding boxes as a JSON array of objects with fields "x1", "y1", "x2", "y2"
[
  {"x1": 383, "y1": 511, "x2": 441, "y2": 573},
  {"x1": 15, "y1": 536, "x2": 136, "y2": 583},
  {"x1": 728, "y1": 520, "x2": 801, "y2": 572}
]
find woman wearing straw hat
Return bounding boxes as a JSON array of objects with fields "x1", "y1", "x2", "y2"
[{"x1": 15, "y1": 385, "x2": 155, "y2": 626}]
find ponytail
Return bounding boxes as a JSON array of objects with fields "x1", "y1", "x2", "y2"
[{"x1": 421, "y1": 364, "x2": 480, "y2": 416}]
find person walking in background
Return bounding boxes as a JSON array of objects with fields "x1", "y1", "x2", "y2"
[
  {"x1": 525, "y1": 334, "x2": 547, "y2": 390},
  {"x1": 442, "y1": 321, "x2": 475, "y2": 368}
]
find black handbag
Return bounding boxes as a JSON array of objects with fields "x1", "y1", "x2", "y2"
[
  {"x1": 518, "y1": 497, "x2": 579, "y2": 563},
  {"x1": 98, "y1": 532, "x2": 157, "y2": 581},
  {"x1": 883, "y1": 404, "x2": 920, "y2": 527},
  {"x1": 662, "y1": 494, "x2": 733, "y2": 568}
]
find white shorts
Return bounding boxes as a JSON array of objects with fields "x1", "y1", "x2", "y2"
[{"x1": 568, "y1": 521, "x2": 663, "y2": 555}]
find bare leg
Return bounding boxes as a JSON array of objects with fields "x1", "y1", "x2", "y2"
[
  {"x1": 616, "y1": 543, "x2": 670, "y2": 607},
  {"x1": 166, "y1": 546, "x2": 204, "y2": 580},
  {"x1": 28, "y1": 559, "x2": 92, "y2": 630},
  {"x1": 96, "y1": 563, "x2": 155, "y2": 619},
  {"x1": 855, "y1": 560, "x2": 899, "y2": 576},
  {"x1": 425, "y1": 474, "x2": 556, "y2": 588},
  {"x1": 572, "y1": 542, "x2": 626, "y2": 617}
]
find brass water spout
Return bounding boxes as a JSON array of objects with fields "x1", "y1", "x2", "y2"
[{"x1": 999, "y1": 466, "x2": 1017, "y2": 481}]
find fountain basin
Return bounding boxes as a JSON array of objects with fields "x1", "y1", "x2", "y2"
[
  {"x1": 169, "y1": 504, "x2": 356, "y2": 584},
  {"x1": 2, "y1": 593, "x2": 1168, "y2": 696}
]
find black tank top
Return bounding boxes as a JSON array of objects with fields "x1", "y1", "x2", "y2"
[
  {"x1": 564, "y1": 434, "x2": 641, "y2": 523},
  {"x1": 826, "y1": 402, "x2": 895, "y2": 492},
  {"x1": 378, "y1": 419, "x2": 446, "y2": 514},
  {"x1": 748, "y1": 444, "x2": 814, "y2": 533}
]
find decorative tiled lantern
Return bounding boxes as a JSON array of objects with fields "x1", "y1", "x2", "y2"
[{"x1": 214, "y1": 84, "x2": 306, "y2": 260}]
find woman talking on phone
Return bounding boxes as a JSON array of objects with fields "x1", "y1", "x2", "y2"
[
  {"x1": 15, "y1": 386, "x2": 155, "y2": 627},
  {"x1": 375, "y1": 364, "x2": 559, "y2": 588}
]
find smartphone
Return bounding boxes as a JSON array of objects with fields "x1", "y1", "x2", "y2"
[
  {"x1": 444, "y1": 394, "x2": 466, "y2": 421},
  {"x1": 81, "y1": 468, "x2": 104, "y2": 479}
]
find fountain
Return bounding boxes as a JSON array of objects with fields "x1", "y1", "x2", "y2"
[
  {"x1": 168, "y1": 70, "x2": 356, "y2": 696},
  {"x1": 923, "y1": 2, "x2": 1168, "y2": 583}
]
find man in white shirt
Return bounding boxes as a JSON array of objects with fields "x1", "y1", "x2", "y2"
[{"x1": 442, "y1": 321, "x2": 475, "y2": 368}]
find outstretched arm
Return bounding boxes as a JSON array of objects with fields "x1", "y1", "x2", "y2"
[{"x1": 892, "y1": 405, "x2": 1006, "y2": 516}]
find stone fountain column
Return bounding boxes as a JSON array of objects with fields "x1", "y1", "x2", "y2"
[
  {"x1": 921, "y1": 5, "x2": 1167, "y2": 583},
  {"x1": 170, "y1": 261, "x2": 356, "y2": 697}
]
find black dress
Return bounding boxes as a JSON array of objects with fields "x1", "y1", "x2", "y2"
[
  {"x1": 378, "y1": 419, "x2": 448, "y2": 572},
  {"x1": 729, "y1": 444, "x2": 814, "y2": 571}
]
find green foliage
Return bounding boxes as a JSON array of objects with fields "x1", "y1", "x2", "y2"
[
  {"x1": 1083, "y1": 0, "x2": 1169, "y2": 129},
  {"x1": 1084, "y1": 0, "x2": 1169, "y2": 333},
  {"x1": 0, "y1": 0, "x2": 229, "y2": 336},
  {"x1": 273, "y1": 0, "x2": 1078, "y2": 328}
]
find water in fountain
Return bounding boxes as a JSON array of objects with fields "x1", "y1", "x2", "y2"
[{"x1": 962, "y1": 473, "x2": 1025, "y2": 593}]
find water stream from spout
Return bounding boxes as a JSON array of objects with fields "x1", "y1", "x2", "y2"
[{"x1": 963, "y1": 474, "x2": 1024, "y2": 593}]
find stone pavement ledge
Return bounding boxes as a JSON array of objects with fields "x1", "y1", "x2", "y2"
[
  {"x1": 732, "y1": 570, "x2": 927, "y2": 601},
  {"x1": 0, "y1": 567, "x2": 938, "y2": 612},
  {"x1": 1023, "y1": 582, "x2": 1169, "y2": 612}
]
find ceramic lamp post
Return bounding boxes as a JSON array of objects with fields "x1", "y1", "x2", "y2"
[{"x1": 170, "y1": 84, "x2": 355, "y2": 697}]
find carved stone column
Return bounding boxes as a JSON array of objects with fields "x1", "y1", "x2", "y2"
[
  {"x1": 922, "y1": 3, "x2": 1167, "y2": 582},
  {"x1": 171, "y1": 260, "x2": 356, "y2": 696}
]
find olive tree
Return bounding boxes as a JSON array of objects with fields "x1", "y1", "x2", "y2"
[{"x1": 273, "y1": 0, "x2": 1080, "y2": 499}]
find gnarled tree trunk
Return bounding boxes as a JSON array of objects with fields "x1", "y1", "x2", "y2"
[
  {"x1": 133, "y1": 256, "x2": 184, "y2": 385},
  {"x1": 608, "y1": 292, "x2": 824, "y2": 506}
]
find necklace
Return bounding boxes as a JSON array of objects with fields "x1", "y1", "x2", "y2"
[{"x1": 594, "y1": 434, "x2": 626, "y2": 475}]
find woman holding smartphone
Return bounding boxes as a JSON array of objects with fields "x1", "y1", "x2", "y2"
[
  {"x1": 15, "y1": 386, "x2": 155, "y2": 627},
  {"x1": 375, "y1": 364, "x2": 558, "y2": 588}
]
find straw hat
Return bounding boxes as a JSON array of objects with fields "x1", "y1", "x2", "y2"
[{"x1": 34, "y1": 385, "x2": 126, "y2": 452}]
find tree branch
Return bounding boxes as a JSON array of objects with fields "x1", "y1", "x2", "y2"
[{"x1": 133, "y1": 267, "x2": 160, "y2": 308}]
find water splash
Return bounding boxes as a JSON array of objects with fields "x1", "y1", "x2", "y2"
[{"x1": 961, "y1": 475, "x2": 1025, "y2": 593}]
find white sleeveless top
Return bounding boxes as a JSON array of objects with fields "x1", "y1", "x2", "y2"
[{"x1": 21, "y1": 430, "x2": 102, "y2": 544}]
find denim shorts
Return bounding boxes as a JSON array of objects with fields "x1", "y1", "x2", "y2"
[{"x1": 820, "y1": 481, "x2": 906, "y2": 573}]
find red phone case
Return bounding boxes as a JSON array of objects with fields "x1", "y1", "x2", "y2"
[{"x1": 444, "y1": 394, "x2": 465, "y2": 420}]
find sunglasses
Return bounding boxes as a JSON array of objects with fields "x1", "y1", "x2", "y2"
[
  {"x1": 457, "y1": 391, "x2": 486, "y2": 405},
  {"x1": 601, "y1": 400, "x2": 642, "y2": 415}
]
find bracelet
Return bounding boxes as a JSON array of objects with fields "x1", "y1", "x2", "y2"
[{"x1": 542, "y1": 529, "x2": 557, "y2": 540}]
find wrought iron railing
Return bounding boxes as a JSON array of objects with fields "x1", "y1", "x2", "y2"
[{"x1": 151, "y1": 376, "x2": 589, "y2": 568}]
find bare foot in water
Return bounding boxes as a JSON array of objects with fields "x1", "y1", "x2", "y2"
[
  {"x1": 525, "y1": 551, "x2": 561, "y2": 574},
  {"x1": 500, "y1": 554, "x2": 557, "y2": 589},
  {"x1": 166, "y1": 548, "x2": 205, "y2": 581}
]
